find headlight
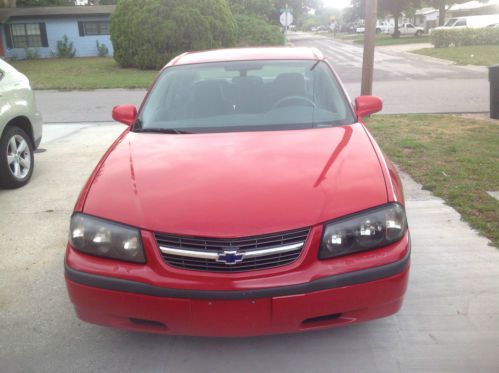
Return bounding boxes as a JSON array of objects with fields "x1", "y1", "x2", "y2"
[
  {"x1": 69, "y1": 213, "x2": 145, "y2": 263},
  {"x1": 319, "y1": 203, "x2": 407, "y2": 259}
]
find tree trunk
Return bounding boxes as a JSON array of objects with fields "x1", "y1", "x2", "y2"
[
  {"x1": 439, "y1": 1, "x2": 446, "y2": 26},
  {"x1": 393, "y1": 12, "x2": 400, "y2": 38}
]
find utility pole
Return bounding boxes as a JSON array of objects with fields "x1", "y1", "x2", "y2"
[{"x1": 361, "y1": 0, "x2": 378, "y2": 96}]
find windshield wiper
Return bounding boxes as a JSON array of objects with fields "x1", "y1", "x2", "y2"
[
  {"x1": 134, "y1": 128, "x2": 194, "y2": 134},
  {"x1": 310, "y1": 60, "x2": 322, "y2": 71}
]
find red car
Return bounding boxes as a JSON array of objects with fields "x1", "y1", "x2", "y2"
[{"x1": 65, "y1": 47, "x2": 410, "y2": 337}]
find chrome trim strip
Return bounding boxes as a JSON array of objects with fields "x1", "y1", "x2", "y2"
[
  {"x1": 159, "y1": 242, "x2": 304, "y2": 261},
  {"x1": 159, "y1": 247, "x2": 219, "y2": 260},
  {"x1": 242, "y1": 242, "x2": 304, "y2": 258}
]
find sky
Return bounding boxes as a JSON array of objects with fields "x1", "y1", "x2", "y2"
[{"x1": 321, "y1": 0, "x2": 352, "y2": 9}]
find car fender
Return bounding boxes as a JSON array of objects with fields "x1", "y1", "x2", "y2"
[{"x1": 0, "y1": 78, "x2": 42, "y2": 147}]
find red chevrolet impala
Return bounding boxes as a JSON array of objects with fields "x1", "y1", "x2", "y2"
[{"x1": 65, "y1": 47, "x2": 410, "y2": 336}]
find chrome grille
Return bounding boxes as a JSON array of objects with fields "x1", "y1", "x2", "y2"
[{"x1": 155, "y1": 227, "x2": 310, "y2": 272}]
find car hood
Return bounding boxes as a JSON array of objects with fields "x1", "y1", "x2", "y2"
[{"x1": 83, "y1": 123, "x2": 388, "y2": 237}]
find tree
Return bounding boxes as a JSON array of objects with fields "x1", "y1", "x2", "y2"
[
  {"x1": 229, "y1": 0, "x2": 274, "y2": 21},
  {"x1": 234, "y1": 14, "x2": 283, "y2": 46},
  {"x1": 351, "y1": 0, "x2": 421, "y2": 37},
  {"x1": 378, "y1": 0, "x2": 421, "y2": 37},
  {"x1": 229, "y1": 0, "x2": 321, "y2": 26}
]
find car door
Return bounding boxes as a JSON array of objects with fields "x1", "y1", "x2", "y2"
[{"x1": 405, "y1": 24, "x2": 416, "y2": 35}]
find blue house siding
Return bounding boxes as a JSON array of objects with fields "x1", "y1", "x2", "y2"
[{"x1": 2, "y1": 16, "x2": 113, "y2": 59}]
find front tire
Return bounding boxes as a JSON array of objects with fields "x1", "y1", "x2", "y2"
[
  {"x1": 415, "y1": 30, "x2": 423, "y2": 37},
  {"x1": 0, "y1": 126, "x2": 34, "y2": 189}
]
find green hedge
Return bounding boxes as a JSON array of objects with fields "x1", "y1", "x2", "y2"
[
  {"x1": 110, "y1": 0, "x2": 236, "y2": 70},
  {"x1": 235, "y1": 15, "x2": 284, "y2": 46},
  {"x1": 431, "y1": 28, "x2": 499, "y2": 48}
]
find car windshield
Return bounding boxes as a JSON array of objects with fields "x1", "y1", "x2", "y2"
[{"x1": 137, "y1": 60, "x2": 356, "y2": 133}]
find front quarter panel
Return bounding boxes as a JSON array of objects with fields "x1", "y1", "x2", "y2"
[
  {"x1": 73, "y1": 127, "x2": 130, "y2": 212},
  {"x1": 360, "y1": 123, "x2": 405, "y2": 205}
]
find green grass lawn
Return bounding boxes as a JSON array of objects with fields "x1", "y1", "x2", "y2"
[
  {"x1": 367, "y1": 114, "x2": 499, "y2": 247},
  {"x1": 344, "y1": 34, "x2": 430, "y2": 46},
  {"x1": 10, "y1": 57, "x2": 158, "y2": 90},
  {"x1": 413, "y1": 45, "x2": 499, "y2": 66},
  {"x1": 335, "y1": 33, "x2": 362, "y2": 41}
]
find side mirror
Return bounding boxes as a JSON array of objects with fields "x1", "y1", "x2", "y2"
[
  {"x1": 355, "y1": 96, "x2": 383, "y2": 119},
  {"x1": 112, "y1": 105, "x2": 137, "y2": 126}
]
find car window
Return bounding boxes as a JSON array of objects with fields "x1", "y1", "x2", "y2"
[
  {"x1": 138, "y1": 60, "x2": 356, "y2": 133},
  {"x1": 455, "y1": 19, "x2": 467, "y2": 27},
  {"x1": 407, "y1": 24, "x2": 414, "y2": 28},
  {"x1": 444, "y1": 18, "x2": 458, "y2": 27}
]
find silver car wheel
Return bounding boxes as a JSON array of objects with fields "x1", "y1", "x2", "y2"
[{"x1": 6, "y1": 134, "x2": 31, "y2": 180}]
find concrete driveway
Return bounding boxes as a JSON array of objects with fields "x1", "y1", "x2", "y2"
[{"x1": 1, "y1": 124, "x2": 499, "y2": 372}]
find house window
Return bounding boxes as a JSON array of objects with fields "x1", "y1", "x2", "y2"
[
  {"x1": 79, "y1": 21, "x2": 110, "y2": 36},
  {"x1": 10, "y1": 23, "x2": 43, "y2": 48}
]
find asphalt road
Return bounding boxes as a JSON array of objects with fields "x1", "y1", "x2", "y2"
[
  {"x1": 34, "y1": 34, "x2": 490, "y2": 123},
  {"x1": 289, "y1": 33, "x2": 489, "y2": 114},
  {"x1": 0, "y1": 124, "x2": 498, "y2": 372}
]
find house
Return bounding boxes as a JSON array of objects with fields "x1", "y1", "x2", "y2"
[
  {"x1": 414, "y1": 7, "x2": 439, "y2": 32},
  {"x1": 0, "y1": 5, "x2": 115, "y2": 59}
]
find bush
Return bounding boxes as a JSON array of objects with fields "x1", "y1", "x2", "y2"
[
  {"x1": 235, "y1": 14, "x2": 284, "y2": 46},
  {"x1": 25, "y1": 48, "x2": 40, "y2": 60},
  {"x1": 431, "y1": 28, "x2": 499, "y2": 48},
  {"x1": 96, "y1": 40, "x2": 109, "y2": 57},
  {"x1": 56, "y1": 35, "x2": 76, "y2": 58},
  {"x1": 110, "y1": 0, "x2": 236, "y2": 70}
]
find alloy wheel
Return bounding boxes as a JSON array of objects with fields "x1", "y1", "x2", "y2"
[{"x1": 6, "y1": 134, "x2": 31, "y2": 180}]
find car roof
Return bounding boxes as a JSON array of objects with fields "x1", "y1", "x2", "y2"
[{"x1": 166, "y1": 47, "x2": 324, "y2": 68}]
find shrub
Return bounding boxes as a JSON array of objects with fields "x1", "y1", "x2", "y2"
[
  {"x1": 431, "y1": 28, "x2": 499, "y2": 48},
  {"x1": 96, "y1": 40, "x2": 109, "y2": 57},
  {"x1": 25, "y1": 48, "x2": 40, "y2": 60},
  {"x1": 110, "y1": 0, "x2": 236, "y2": 70},
  {"x1": 235, "y1": 14, "x2": 284, "y2": 46},
  {"x1": 56, "y1": 35, "x2": 76, "y2": 58}
]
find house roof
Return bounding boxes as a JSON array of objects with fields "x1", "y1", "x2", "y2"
[
  {"x1": 416, "y1": 7, "x2": 438, "y2": 16},
  {"x1": 449, "y1": 0, "x2": 499, "y2": 11},
  {"x1": 0, "y1": 5, "x2": 116, "y2": 23},
  {"x1": 168, "y1": 47, "x2": 325, "y2": 68}
]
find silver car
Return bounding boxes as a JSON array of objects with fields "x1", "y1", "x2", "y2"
[{"x1": 0, "y1": 59, "x2": 42, "y2": 189}]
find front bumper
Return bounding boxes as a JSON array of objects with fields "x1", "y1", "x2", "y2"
[{"x1": 65, "y1": 236, "x2": 410, "y2": 336}]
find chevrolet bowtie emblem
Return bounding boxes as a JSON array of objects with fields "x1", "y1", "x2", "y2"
[{"x1": 216, "y1": 250, "x2": 244, "y2": 265}]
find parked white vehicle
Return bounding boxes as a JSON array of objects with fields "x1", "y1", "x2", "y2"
[
  {"x1": 432, "y1": 14, "x2": 499, "y2": 32},
  {"x1": 376, "y1": 21, "x2": 393, "y2": 34},
  {"x1": 356, "y1": 21, "x2": 393, "y2": 34},
  {"x1": 355, "y1": 26, "x2": 365, "y2": 33},
  {"x1": 0, "y1": 59, "x2": 42, "y2": 189},
  {"x1": 388, "y1": 23, "x2": 425, "y2": 37}
]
